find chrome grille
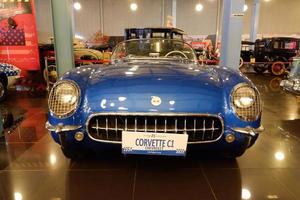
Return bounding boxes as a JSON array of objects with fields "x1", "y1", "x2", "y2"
[{"x1": 86, "y1": 113, "x2": 223, "y2": 144}]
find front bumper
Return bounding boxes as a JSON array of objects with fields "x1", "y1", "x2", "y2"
[
  {"x1": 231, "y1": 125, "x2": 264, "y2": 136},
  {"x1": 280, "y1": 79, "x2": 300, "y2": 95},
  {"x1": 45, "y1": 121, "x2": 82, "y2": 133},
  {"x1": 7, "y1": 75, "x2": 21, "y2": 88},
  {"x1": 46, "y1": 121, "x2": 263, "y2": 143}
]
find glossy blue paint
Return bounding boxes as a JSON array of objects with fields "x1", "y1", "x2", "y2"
[{"x1": 48, "y1": 60, "x2": 262, "y2": 156}]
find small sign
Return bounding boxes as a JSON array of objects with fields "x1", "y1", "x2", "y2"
[
  {"x1": 232, "y1": 13, "x2": 245, "y2": 17},
  {"x1": 122, "y1": 131, "x2": 188, "y2": 156}
]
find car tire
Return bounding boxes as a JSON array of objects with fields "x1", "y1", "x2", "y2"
[
  {"x1": 269, "y1": 61, "x2": 286, "y2": 76},
  {"x1": 253, "y1": 64, "x2": 267, "y2": 74},
  {"x1": 61, "y1": 147, "x2": 90, "y2": 160},
  {"x1": 0, "y1": 80, "x2": 7, "y2": 102},
  {"x1": 221, "y1": 147, "x2": 247, "y2": 159},
  {"x1": 239, "y1": 57, "x2": 244, "y2": 68},
  {"x1": 3, "y1": 112, "x2": 13, "y2": 129}
]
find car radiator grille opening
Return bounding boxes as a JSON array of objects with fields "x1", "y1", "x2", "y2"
[{"x1": 87, "y1": 114, "x2": 223, "y2": 143}]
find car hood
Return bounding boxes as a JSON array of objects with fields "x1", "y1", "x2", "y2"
[{"x1": 81, "y1": 62, "x2": 227, "y2": 114}]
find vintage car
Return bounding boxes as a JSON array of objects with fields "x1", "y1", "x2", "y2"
[
  {"x1": 125, "y1": 27, "x2": 184, "y2": 40},
  {"x1": 280, "y1": 55, "x2": 300, "y2": 95},
  {"x1": 240, "y1": 41, "x2": 255, "y2": 66},
  {"x1": 0, "y1": 63, "x2": 21, "y2": 102},
  {"x1": 46, "y1": 38, "x2": 263, "y2": 159},
  {"x1": 253, "y1": 37, "x2": 300, "y2": 75}
]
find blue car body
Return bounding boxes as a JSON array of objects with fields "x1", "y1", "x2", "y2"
[
  {"x1": 47, "y1": 39, "x2": 263, "y2": 158},
  {"x1": 47, "y1": 63, "x2": 263, "y2": 157}
]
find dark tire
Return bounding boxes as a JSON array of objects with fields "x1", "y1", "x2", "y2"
[
  {"x1": 253, "y1": 64, "x2": 267, "y2": 74},
  {"x1": 61, "y1": 147, "x2": 90, "y2": 160},
  {"x1": 239, "y1": 57, "x2": 244, "y2": 68},
  {"x1": 0, "y1": 80, "x2": 7, "y2": 102},
  {"x1": 221, "y1": 147, "x2": 247, "y2": 159},
  {"x1": 3, "y1": 112, "x2": 13, "y2": 129}
]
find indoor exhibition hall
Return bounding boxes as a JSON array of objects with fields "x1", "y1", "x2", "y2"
[{"x1": 0, "y1": 0, "x2": 300, "y2": 199}]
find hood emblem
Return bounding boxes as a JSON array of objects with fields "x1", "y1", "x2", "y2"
[{"x1": 151, "y1": 96, "x2": 162, "y2": 106}]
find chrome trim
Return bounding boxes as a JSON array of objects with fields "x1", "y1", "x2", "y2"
[
  {"x1": 232, "y1": 125, "x2": 264, "y2": 136},
  {"x1": 85, "y1": 112, "x2": 224, "y2": 144},
  {"x1": 48, "y1": 79, "x2": 81, "y2": 119},
  {"x1": 230, "y1": 82, "x2": 262, "y2": 122},
  {"x1": 45, "y1": 121, "x2": 82, "y2": 133}
]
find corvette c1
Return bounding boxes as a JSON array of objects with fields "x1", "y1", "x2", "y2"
[{"x1": 46, "y1": 38, "x2": 263, "y2": 159}]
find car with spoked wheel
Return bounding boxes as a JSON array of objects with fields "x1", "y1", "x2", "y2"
[
  {"x1": 253, "y1": 37, "x2": 300, "y2": 75},
  {"x1": 0, "y1": 63, "x2": 21, "y2": 102},
  {"x1": 46, "y1": 38, "x2": 263, "y2": 159}
]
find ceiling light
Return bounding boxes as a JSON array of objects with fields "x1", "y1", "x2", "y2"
[
  {"x1": 130, "y1": 3, "x2": 138, "y2": 11},
  {"x1": 195, "y1": 3, "x2": 203, "y2": 12},
  {"x1": 242, "y1": 188, "x2": 251, "y2": 200},
  {"x1": 264, "y1": 0, "x2": 272, "y2": 2},
  {"x1": 73, "y1": 2, "x2": 81, "y2": 11},
  {"x1": 243, "y1": 4, "x2": 248, "y2": 12},
  {"x1": 274, "y1": 151, "x2": 285, "y2": 161},
  {"x1": 14, "y1": 192, "x2": 23, "y2": 200}
]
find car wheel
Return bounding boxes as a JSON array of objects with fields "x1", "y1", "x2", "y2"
[
  {"x1": 3, "y1": 112, "x2": 13, "y2": 129},
  {"x1": 239, "y1": 57, "x2": 244, "y2": 68},
  {"x1": 61, "y1": 147, "x2": 90, "y2": 160},
  {"x1": 221, "y1": 147, "x2": 247, "y2": 159},
  {"x1": 0, "y1": 80, "x2": 7, "y2": 102},
  {"x1": 269, "y1": 61, "x2": 286, "y2": 76},
  {"x1": 253, "y1": 64, "x2": 267, "y2": 74}
]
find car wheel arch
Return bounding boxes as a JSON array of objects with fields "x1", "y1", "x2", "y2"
[{"x1": 0, "y1": 74, "x2": 8, "y2": 87}]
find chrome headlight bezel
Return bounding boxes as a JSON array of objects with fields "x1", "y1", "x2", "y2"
[
  {"x1": 231, "y1": 83, "x2": 262, "y2": 122},
  {"x1": 48, "y1": 80, "x2": 80, "y2": 118}
]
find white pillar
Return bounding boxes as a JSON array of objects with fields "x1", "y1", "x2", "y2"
[
  {"x1": 172, "y1": 0, "x2": 177, "y2": 27},
  {"x1": 51, "y1": 0, "x2": 75, "y2": 76},
  {"x1": 220, "y1": 0, "x2": 245, "y2": 70},
  {"x1": 250, "y1": 0, "x2": 260, "y2": 43}
]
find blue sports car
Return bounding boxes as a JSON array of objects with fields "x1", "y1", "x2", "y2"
[{"x1": 46, "y1": 39, "x2": 264, "y2": 159}]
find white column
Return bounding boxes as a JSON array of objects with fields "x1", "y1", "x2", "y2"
[
  {"x1": 51, "y1": 0, "x2": 75, "y2": 76},
  {"x1": 220, "y1": 0, "x2": 245, "y2": 70},
  {"x1": 250, "y1": 0, "x2": 260, "y2": 43},
  {"x1": 172, "y1": 0, "x2": 176, "y2": 27}
]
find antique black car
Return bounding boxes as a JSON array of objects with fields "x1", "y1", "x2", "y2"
[
  {"x1": 252, "y1": 37, "x2": 300, "y2": 75},
  {"x1": 240, "y1": 41, "x2": 255, "y2": 66},
  {"x1": 124, "y1": 27, "x2": 184, "y2": 40}
]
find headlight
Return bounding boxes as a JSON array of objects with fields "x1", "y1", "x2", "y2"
[
  {"x1": 231, "y1": 83, "x2": 261, "y2": 121},
  {"x1": 48, "y1": 80, "x2": 80, "y2": 118}
]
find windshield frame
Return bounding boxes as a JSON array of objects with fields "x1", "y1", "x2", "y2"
[{"x1": 111, "y1": 38, "x2": 198, "y2": 64}]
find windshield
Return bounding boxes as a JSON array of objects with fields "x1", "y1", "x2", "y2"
[{"x1": 111, "y1": 39, "x2": 197, "y2": 63}]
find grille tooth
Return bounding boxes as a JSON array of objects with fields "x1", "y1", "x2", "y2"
[{"x1": 87, "y1": 114, "x2": 223, "y2": 143}]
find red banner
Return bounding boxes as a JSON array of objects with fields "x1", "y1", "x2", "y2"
[{"x1": 0, "y1": 0, "x2": 40, "y2": 74}]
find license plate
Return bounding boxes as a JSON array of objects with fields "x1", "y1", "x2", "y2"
[{"x1": 122, "y1": 131, "x2": 188, "y2": 156}]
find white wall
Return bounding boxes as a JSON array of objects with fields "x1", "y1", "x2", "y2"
[
  {"x1": 243, "y1": 0, "x2": 300, "y2": 35},
  {"x1": 177, "y1": 0, "x2": 218, "y2": 35},
  {"x1": 34, "y1": 0, "x2": 300, "y2": 43}
]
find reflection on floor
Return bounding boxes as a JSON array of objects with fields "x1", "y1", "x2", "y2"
[{"x1": 0, "y1": 74, "x2": 300, "y2": 200}]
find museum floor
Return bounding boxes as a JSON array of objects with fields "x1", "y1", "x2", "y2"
[{"x1": 1, "y1": 74, "x2": 300, "y2": 200}]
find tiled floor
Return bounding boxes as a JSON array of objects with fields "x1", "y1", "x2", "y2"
[{"x1": 0, "y1": 74, "x2": 300, "y2": 200}]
